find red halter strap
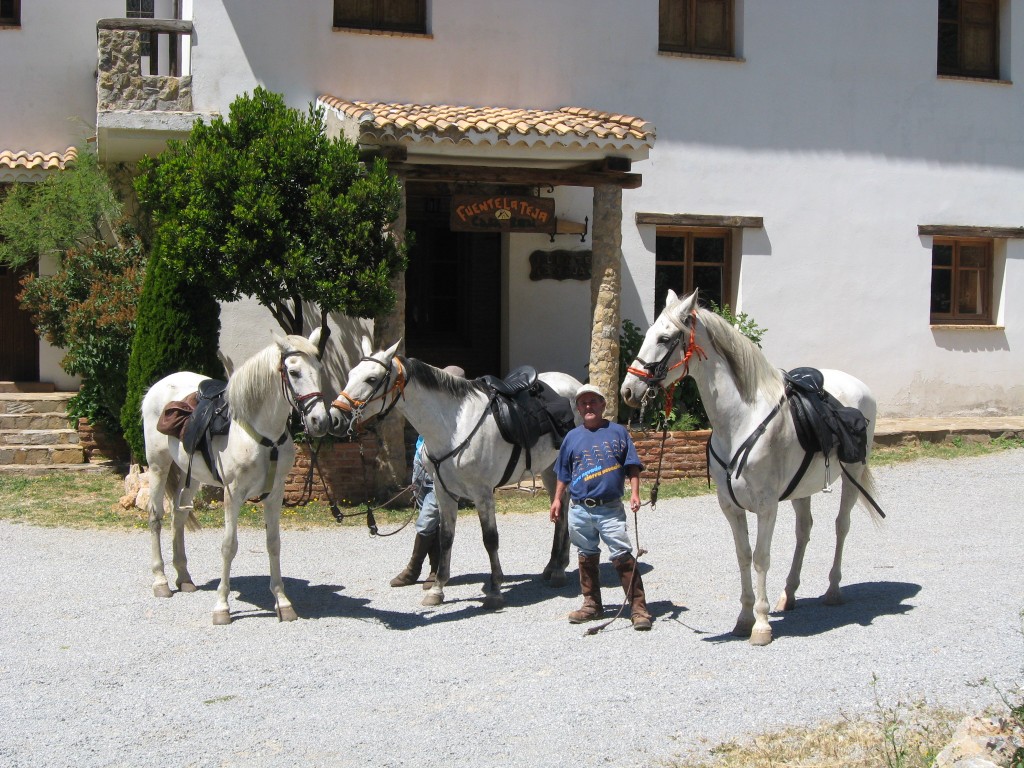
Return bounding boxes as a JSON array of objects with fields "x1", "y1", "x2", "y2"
[
  {"x1": 332, "y1": 357, "x2": 407, "y2": 415},
  {"x1": 626, "y1": 308, "x2": 707, "y2": 417}
]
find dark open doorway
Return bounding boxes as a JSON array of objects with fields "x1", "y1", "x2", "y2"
[
  {"x1": 405, "y1": 187, "x2": 501, "y2": 378},
  {"x1": 0, "y1": 261, "x2": 40, "y2": 381}
]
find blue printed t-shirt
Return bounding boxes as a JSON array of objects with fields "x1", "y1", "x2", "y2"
[{"x1": 554, "y1": 421, "x2": 642, "y2": 503}]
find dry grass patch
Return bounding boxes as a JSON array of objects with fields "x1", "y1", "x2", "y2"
[{"x1": 675, "y1": 700, "x2": 965, "y2": 768}]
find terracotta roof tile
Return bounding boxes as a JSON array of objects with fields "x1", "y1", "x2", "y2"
[
  {"x1": 318, "y1": 96, "x2": 654, "y2": 150},
  {"x1": 0, "y1": 146, "x2": 78, "y2": 172}
]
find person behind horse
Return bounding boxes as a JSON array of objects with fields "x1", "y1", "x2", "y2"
[
  {"x1": 390, "y1": 365, "x2": 465, "y2": 589},
  {"x1": 549, "y1": 384, "x2": 651, "y2": 630}
]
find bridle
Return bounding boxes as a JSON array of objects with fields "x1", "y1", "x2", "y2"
[
  {"x1": 331, "y1": 356, "x2": 408, "y2": 433},
  {"x1": 279, "y1": 350, "x2": 325, "y2": 428},
  {"x1": 626, "y1": 307, "x2": 707, "y2": 416}
]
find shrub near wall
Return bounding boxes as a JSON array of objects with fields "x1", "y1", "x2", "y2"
[
  {"x1": 284, "y1": 434, "x2": 381, "y2": 506},
  {"x1": 631, "y1": 429, "x2": 711, "y2": 481}
]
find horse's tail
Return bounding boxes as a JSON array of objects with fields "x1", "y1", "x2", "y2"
[{"x1": 848, "y1": 462, "x2": 886, "y2": 524}]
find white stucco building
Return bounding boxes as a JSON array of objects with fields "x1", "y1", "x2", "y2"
[{"x1": 2, "y1": 0, "x2": 1023, "y2": 417}]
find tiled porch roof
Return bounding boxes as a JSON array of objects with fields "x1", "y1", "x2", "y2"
[
  {"x1": 318, "y1": 96, "x2": 654, "y2": 151},
  {"x1": 0, "y1": 146, "x2": 78, "y2": 172}
]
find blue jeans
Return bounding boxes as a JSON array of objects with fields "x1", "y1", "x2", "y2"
[
  {"x1": 415, "y1": 488, "x2": 439, "y2": 536},
  {"x1": 567, "y1": 500, "x2": 632, "y2": 560}
]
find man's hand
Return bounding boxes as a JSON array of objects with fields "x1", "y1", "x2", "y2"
[{"x1": 549, "y1": 497, "x2": 562, "y2": 523}]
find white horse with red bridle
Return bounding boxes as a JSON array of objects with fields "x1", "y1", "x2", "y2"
[{"x1": 621, "y1": 289, "x2": 884, "y2": 645}]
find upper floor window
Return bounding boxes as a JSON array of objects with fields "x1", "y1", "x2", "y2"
[
  {"x1": 938, "y1": 0, "x2": 999, "y2": 79},
  {"x1": 0, "y1": 0, "x2": 21, "y2": 26},
  {"x1": 655, "y1": 228, "x2": 731, "y2": 315},
  {"x1": 126, "y1": 0, "x2": 155, "y2": 57},
  {"x1": 659, "y1": 0, "x2": 733, "y2": 57},
  {"x1": 333, "y1": 0, "x2": 426, "y2": 34},
  {"x1": 930, "y1": 237, "x2": 992, "y2": 324}
]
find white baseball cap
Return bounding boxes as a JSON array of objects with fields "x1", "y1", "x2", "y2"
[{"x1": 575, "y1": 383, "x2": 606, "y2": 402}]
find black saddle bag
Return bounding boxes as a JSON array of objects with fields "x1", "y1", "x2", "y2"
[{"x1": 785, "y1": 367, "x2": 868, "y2": 464}]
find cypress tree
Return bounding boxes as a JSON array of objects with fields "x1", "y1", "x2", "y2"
[{"x1": 120, "y1": 248, "x2": 223, "y2": 464}]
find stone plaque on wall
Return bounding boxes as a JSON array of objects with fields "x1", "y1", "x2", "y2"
[{"x1": 529, "y1": 250, "x2": 592, "y2": 281}]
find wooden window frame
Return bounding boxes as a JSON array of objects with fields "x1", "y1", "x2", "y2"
[
  {"x1": 938, "y1": 0, "x2": 1000, "y2": 80},
  {"x1": 659, "y1": 0, "x2": 734, "y2": 58},
  {"x1": 0, "y1": 0, "x2": 21, "y2": 26},
  {"x1": 333, "y1": 1, "x2": 427, "y2": 35},
  {"x1": 654, "y1": 226, "x2": 732, "y2": 315},
  {"x1": 930, "y1": 236, "x2": 993, "y2": 325}
]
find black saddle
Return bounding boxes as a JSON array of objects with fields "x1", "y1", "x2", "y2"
[
  {"x1": 478, "y1": 365, "x2": 576, "y2": 486},
  {"x1": 784, "y1": 367, "x2": 868, "y2": 464},
  {"x1": 181, "y1": 379, "x2": 232, "y2": 486}
]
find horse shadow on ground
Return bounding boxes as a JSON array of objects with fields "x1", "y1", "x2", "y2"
[
  {"x1": 697, "y1": 580, "x2": 922, "y2": 644},
  {"x1": 192, "y1": 560, "x2": 695, "y2": 629},
  {"x1": 193, "y1": 566, "x2": 584, "y2": 629}
]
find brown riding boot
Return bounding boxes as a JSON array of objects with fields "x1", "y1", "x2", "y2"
[
  {"x1": 390, "y1": 532, "x2": 435, "y2": 587},
  {"x1": 422, "y1": 531, "x2": 441, "y2": 590},
  {"x1": 568, "y1": 554, "x2": 604, "y2": 623},
  {"x1": 613, "y1": 553, "x2": 652, "y2": 631}
]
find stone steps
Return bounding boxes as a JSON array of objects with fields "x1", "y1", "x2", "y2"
[{"x1": 0, "y1": 389, "x2": 86, "y2": 468}]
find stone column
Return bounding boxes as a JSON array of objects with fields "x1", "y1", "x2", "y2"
[
  {"x1": 371, "y1": 176, "x2": 408, "y2": 496},
  {"x1": 589, "y1": 184, "x2": 623, "y2": 422}
]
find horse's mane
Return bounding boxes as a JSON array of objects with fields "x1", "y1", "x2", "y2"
[
  {"x1": 228, "y1": 335, "x2": 318, "y2": 423},
  {"x1": 401, "y1": 357, "x2": 487, "y2": 399},
  {"x1": 693, "y1": 306, "x2": 785, "y2": 404}
]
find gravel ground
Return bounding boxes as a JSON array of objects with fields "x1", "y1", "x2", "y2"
[{"x1": 1, "y1": 452, "x2": 1023, "y2": 768}]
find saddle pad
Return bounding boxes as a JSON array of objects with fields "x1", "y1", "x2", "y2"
[{"x1": 156, "y1": 392, "x2": 199, "y2": 441}]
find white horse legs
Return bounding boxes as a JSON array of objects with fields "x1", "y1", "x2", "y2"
[
  {"x1": 148, "y1": 463, "x2": 196, "y2": 598},
  {"x1": 722, "y1": 497, "x2": 778, "y2": 645},
  {"x1": 422, "y1": 492, "x2": 506, "y2": 610},
  {"x1": 263, "y1": 500, "x2": 297, "y2": 622},
  {"x1": 775, "y1": 498, "x2": 813, "y2": 612},
  {"x1": 476, "y1": 498, "x2": 505, "y2": 610},
  {"x1": 824, "y1": 477, "x2": 858, "y2": 606}
]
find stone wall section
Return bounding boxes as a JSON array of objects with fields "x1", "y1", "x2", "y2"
[
  {"x1": 631, "y1": 429, "x2": 710, "y2": 480},
  {"x1": 283, "y1": 436, "x2": 381, "y2": 506},
  {"x1": 97, "y1": 29, "x2": 192, "y2": 112}
]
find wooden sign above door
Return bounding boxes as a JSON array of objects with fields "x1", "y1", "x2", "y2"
[{"x1": 450, "y1": 194, "x2": 556, "y2": 234}]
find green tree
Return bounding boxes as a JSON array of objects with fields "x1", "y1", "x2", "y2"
[
  {"x1": 0, "y1": 146, "x2": 123, "y2": 269},
  {"x1": 0, "y1": 145, "x2": 147, "y2": 437},
  {"x1": 134, "y1": 87, "x2": 407, "y2": 341},
  {"x1": 17, "y1": 237, "x2": 146, "y2": 435},
  {"x1": 120, "y1": 249, "x2": 224, "y2": 463}
]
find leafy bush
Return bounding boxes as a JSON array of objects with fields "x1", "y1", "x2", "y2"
[
  {"x1": 619, "y1": 300, "x2": 767, "y2": 431},
  {"x1": 17, "y1": 237, "x2": 146, "y2": 434},
  {"x1": 120, "y1": 250, "x2": 224, "y2": 463}
]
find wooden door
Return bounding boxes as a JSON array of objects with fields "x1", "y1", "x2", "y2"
[{"x1": 0, "y1": 262, "x2": 40, "y2": 381}]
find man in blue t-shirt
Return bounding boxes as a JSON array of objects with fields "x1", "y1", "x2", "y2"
[{"x1": 550, "y1": 384, "x2": 651, "y2": 630}]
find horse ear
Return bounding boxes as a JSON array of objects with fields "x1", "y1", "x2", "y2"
[
  {"x1": 360, "y1": 335, "x2": 373, "y2": 357},
  {"x1": 308, "y1": 327, "x2": 323, "y2": 351},
  {"x1": 665, "y1": 288, "x2": 679, "y2": 307},
  {"x1": 382, "y1": 338, "x2": 402, "y2": 361}
]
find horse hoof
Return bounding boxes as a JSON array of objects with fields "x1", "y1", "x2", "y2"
[
  {"x1": 546, "y1": 573, "x2": 567, "y2": 588},
  {"x1": 749, "y1": 629, "x2": 773, "y2": 646},
  {"x1": 212, "y1": 610, "x2": 231, "y2": 625},
  {"x1": 482, "y1": 594, "x2": 504, "y2": 611},
  {"x1": 823, "y1": 591, "x2": 845, "y2": 606},
  {"x1": 276, "y1": 605, "x2": 298, "y2": 622},
  {"x1": 177, "y1": 582, "x2": 197, "y2": 593},
  {"x1": 731, "y1": 620, "x2": 753, "y2": 638},
  {"x1": 154, "y1": 584, "x2": 172, "y2": 598},
  {"x1": 774, "y1": 593, "x2": 795, "y2": 612},
  {"x1": 422, "y1": 592, "x2": 443, "y2": 607}
]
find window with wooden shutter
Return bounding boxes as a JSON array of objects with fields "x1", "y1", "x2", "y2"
[
  {"x1": 0, "y1": 0, "x2": 21, "y2": 26},
  {"x1": 659, "y1": 0, "x2": 733, "y2": 57},
  {"x1": 334, "y1": 0, "x2": 427, "y2": 34},
  {"x1": 654, "y1": 228, "x2": 731, "y2": 315},
  {"x1": 938, "y1": 0, "x2": 999, "y2": 79},
  {"x1": 930, "y1": 238, "x2": 993, "y2": 324}
]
